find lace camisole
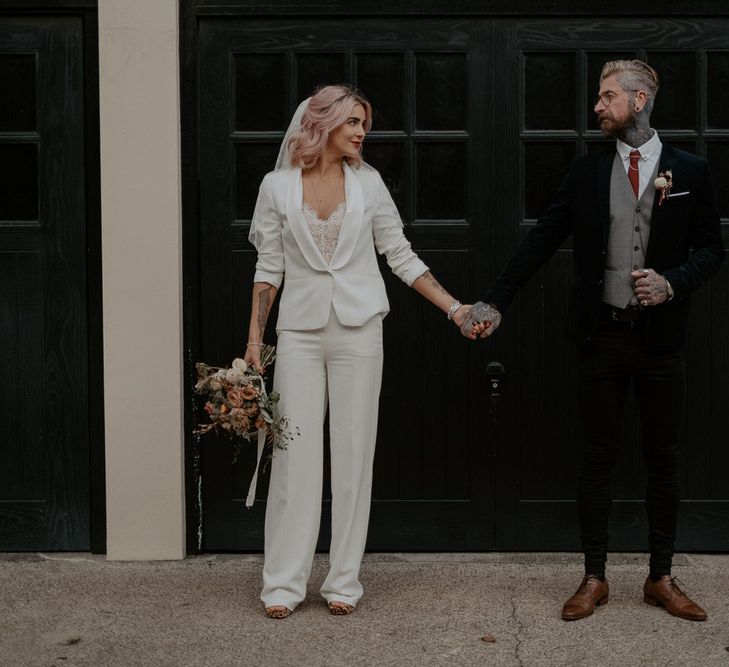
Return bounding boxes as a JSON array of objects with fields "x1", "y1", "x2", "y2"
[{"x1": 302, "y1": 201, "x2": 345, "y2": 265}]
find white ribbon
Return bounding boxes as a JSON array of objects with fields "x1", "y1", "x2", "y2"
[{"x1": 245, "y1": 426, "x2": 267, "y2": 508}]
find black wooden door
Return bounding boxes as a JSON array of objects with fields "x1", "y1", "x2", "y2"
[
  {"x1": 0, "y1": 17, "x2": 89, "y2": 550},
  {"x1": 490, "y1": 19, "x2": 729, "y2": 551},
  {"x1": 197, "y1": 18, "x2": 496, "y2": 550},
  {"x1": 194, "y1": 14, "x2": 729, "y2": 552}
]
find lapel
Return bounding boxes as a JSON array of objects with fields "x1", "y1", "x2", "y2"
[
  {"x1": 645, "y1": 144, "x2": 677, "y2": 264},
  {"x1": 597, "y1": 148, "x2": 615, "y2": 246},
  {"x1": 329, "y1": 162, "x2": 364, "y2": 271},
  {"x1": 285, "y1": 168, "x2": 329, "y2": 271},
  {"x1": 285, "y1": 163, "x2": 365, "y2": 272}
]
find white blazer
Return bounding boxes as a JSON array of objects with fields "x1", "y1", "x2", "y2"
[{"x1": 249, "y1": 162, "x2": 428, "y2": 331}]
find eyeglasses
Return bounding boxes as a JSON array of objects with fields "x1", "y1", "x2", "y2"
[{"x1": 594, "y1": 89, "x2": 641, "y2": 107}]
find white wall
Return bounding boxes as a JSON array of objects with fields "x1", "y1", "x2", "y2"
[{"x1": 99, "y1": 0, "x2": 185, "y2": 559}]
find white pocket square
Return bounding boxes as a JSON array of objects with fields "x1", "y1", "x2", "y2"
[{"x1": 668, "y1": 191, "x2": 690, "y2": 198}]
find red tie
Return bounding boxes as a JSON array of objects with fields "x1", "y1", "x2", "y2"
[{"x1": 629, "y1": 149, "x2": 640, "y2": 198}]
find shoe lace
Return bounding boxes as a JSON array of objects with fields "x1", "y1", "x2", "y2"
[
  {"x1": 581, "y1": 575, "x2": 602, "y2": 591},
  {"x1": 670, "y1": 575, "x2": 687, "y2": 597}
]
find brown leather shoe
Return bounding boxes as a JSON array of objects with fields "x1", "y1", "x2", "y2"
[
  {"x1": 561, "y1": 575, "x2": 609, "y2": 621},
  {"x1": 643, "y1": 576, "x2": 707, "y2": 621}
]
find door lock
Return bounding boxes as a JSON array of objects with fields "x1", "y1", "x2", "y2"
[{"x1": 486, "y1": 361, "x2": 505, "y2": 399}]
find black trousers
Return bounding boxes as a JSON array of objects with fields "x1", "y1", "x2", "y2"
[{"x1": 576, "y1": 309, "x2": 685, "y2": 577}]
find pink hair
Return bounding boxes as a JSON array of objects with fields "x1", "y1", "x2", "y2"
[{"x1": 287, "y1": 85, "x2": 372, "y2": 170}]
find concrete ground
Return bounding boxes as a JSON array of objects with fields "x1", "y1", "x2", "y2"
[{"x1": 1, "y1": 552, "x2": 728, "y2": 667}]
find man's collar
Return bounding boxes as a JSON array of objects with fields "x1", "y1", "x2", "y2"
[{"x1": 616, "y1": 129, "x2": 661, "y2": 161}]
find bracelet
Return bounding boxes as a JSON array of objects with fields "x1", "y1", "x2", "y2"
[
  {"x1": 447, "y1": 300, "x2": 462, "y2": 321},
  {"x1": 246, "y1": 342, "x2": 264, "y2": 347}
]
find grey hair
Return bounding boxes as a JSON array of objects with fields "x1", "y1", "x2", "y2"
[{"x1": 600, "y1": 59, "x2": 660, "y2": 114}]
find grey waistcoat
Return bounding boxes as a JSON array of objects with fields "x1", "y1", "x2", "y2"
[{"x1": 602, "y1": 154, "x2": 660, "y2": 308}]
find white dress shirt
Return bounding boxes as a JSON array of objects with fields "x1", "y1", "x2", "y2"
[{"x1": 616, "y1": 129, "x2": 662, "y2": 198}]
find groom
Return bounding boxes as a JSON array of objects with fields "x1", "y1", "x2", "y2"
[{"x1": 463, "y1": 60, "x2": 724, "y2": 621}]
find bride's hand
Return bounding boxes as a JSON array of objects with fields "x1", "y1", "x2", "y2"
[
  {"x1": 244, "y1": 344, "x2": 263, "y2": 373},
  {"x1": 452, "y1": 304, "x2": 486, "y2": 339}
]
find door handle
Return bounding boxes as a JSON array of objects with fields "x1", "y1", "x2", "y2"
[{"x1": 486, "y1": 361, "x2": 505, "y2": 399}]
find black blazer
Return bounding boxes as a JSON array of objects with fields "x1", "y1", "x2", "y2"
[{"x1": 484, "y1": 144, "x2": 725, "y2": 350}]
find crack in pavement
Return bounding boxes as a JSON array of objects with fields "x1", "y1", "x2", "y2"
[{"x1": 510, "y1": 593, "x2": 525, "y2": 667}]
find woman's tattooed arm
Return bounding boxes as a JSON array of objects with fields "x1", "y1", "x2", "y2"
[
  {"x1": 421, "y1": 271, "x2": 449, "y2": 296},
  {"x1": 256, "y1": 285, "x2": 274, "y2": 340},
  {"x1": 244, "y1": 282, "x2": 279, "y2": 371}
]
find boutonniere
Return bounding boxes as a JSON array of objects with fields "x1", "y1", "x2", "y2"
[{"x1": 654, "y1": 170, "x2": 673, "y2": 206}]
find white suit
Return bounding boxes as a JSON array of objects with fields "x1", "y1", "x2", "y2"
[{"x1": 250, "y1": 161, "x2": 427, "y2": 610}]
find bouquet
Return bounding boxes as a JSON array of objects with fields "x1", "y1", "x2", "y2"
[{"x1": 194, "y1": 345, "x2": 294, "y2": 453}]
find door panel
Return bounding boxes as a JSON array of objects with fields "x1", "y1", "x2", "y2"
[
  {"x1": 197, "y1": 18, "x2": 494, "y2": 550},
  {"x1": 0, "y1": 17, "x2": 89, "y2": 550},
  {"x1": 491, "y1": 18, "x2": 729, "y2": 550}
]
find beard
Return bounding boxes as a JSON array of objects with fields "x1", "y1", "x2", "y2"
[{"x1": 597, "y1": 111, "x2": 637, "y2": 139}]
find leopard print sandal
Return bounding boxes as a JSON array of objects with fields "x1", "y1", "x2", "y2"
[
  {"x1": 328, "y1": 601, "x2": 355, "y2": 615},
  {"x1": 265, "y1": 605, "x2": 293, "y2": 619}
]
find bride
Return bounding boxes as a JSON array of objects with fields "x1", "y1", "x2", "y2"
[{"x1": 244, "y1": 84, "x2": 478, "y2": 618}]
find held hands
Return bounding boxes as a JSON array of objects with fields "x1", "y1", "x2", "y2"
[
  {"x1": 450, "y1": 304, "x2": 483, "y2": 340},
  {"x1": 457, "y1": 301, "x2": 502, "y2": 340},
  {"x1": 631, "y1": 269, "x2": 669, "y2": 307},
  {"x1": 451, "y1": 304, "x2": 473, "y2": 329}
]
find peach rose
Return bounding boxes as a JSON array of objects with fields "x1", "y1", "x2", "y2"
[
  {"x1": 242, "y1": 385, "x2": 259, "y2": 400},
  {"x1": 227, "y1": 388, "x2": 246, "y2": 408}
]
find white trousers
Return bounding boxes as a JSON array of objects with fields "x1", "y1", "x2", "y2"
[{"x1": 260, "y1": 309, "x2": 383, "y2": 610}]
